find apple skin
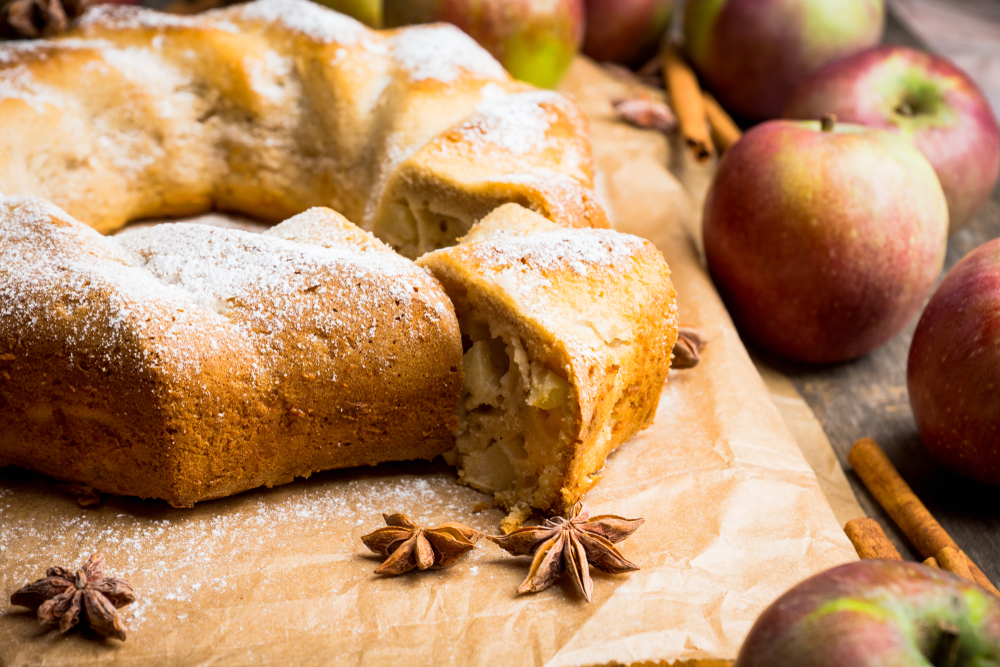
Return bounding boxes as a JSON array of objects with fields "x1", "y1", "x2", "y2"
[
  {"x1": 735, "y1": 560, "x2": 1000, "y2": 667},
  {"x1": 310, "y1": 0, "x2": 382, "y2": 27},
  {"x1": 581, "y1": 0, "x2": 674, "y2": 67},
  {"x1": 703, "y1": 119, "x2": 948, "y2": 365},
  {"x1": 310, "y1": 0, "x2": 382, "y2": 26},
  {"x1": 785, "y1": 46, "x2": 1000, "y2": 233},
  {"x1": 684, "y1": 0, "x2": 884, "y2": 121},
  {"x1": 383, "y1": 0, "x2": 585, "y2": 89},
  {"x1": 908, "y1": 239, "x2": 1000, "y2": 486}
]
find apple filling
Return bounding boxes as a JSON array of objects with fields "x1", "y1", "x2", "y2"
[
  {"x1": 375, "y1": 199, "x2": 474, "y2": 258},
  {"x1": 451, "y1": 308, "x2": 574, "y2": 511}
]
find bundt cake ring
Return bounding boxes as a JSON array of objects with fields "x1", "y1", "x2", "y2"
[
  {"x1": 0, "y1": 0, "x2": 607, "y2": 256},
  {"x1": 0, "y1": 0, "x2": 679, "y2": 515}
]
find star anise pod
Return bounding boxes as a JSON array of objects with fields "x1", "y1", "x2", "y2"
[
  {"x1": 361, "y1": 513, "x2": 483, "y2": 575},
  {"x1": 9, "y1": 553, "x2": 135, "y2": 640},
  {"x1": 612, "y1": 93, "x2": 678, "y2": 134},
  {"x1": 672, "y1": 327, "x2": 708, "y2": 370},
  {"x1": 489, "y1": 503, "x2": 643, "y2": 603},
  {"x1": 0, "y1": 0, "x2": 89, "y2": 40}
]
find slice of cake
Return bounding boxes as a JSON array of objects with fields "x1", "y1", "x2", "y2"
[{"x1": 417, "y1": 204, "x2": 678, "y2": 516}]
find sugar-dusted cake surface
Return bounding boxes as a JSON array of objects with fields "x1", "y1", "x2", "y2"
[
  {"x1": 0, "y1": 198, "x2": 462, "y2": 507},
  {"x1": 0, "y1": 0, "x2": 687, "y2": 510},
  {"x1": 418, "y1": 204, "x2": 678, "y2": 515},
  {"x1": 0, "y1": 0, "x2": 607, "y2": 254}
]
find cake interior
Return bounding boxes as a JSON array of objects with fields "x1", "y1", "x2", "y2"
[
  {"x1": 376, "y1": 191, "x2": 536, "y2": 259},
  {"x1": 450, "y1": 299, "x2": 575, "y2": 512}
]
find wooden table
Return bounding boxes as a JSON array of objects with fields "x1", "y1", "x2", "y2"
[{"x1": 765, "y1": 8, "x2": 1000, "y2": 584}]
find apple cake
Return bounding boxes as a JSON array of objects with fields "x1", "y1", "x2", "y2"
[
  {"x1": 0, "y1": 197, "x2": 462, "y2": 507},
  {"x1": 0, "y1": 0, "x2": 681, "y2": 513},
  {"x1": 418, "y1": 204, "x2": 678, "y2": 515},
  {"x1": 0, "y1": 0, "x2": 606, "y2": 253}
]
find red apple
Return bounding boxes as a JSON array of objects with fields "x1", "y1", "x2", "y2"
[
  {"x1": 908, "y1": 239, "x2": 1000, "y2": 486},
  {"x1": 735, "y1": 560, "x2": 1000, "y2": 667},
  {"x1": 310, "y1": 0, "x2": 382, "y2": 27},
  {"x1": 581, "y1": 0, "x2": 674, "y2": 67},
  {"x1": 785, "y1": 46, "x2": 1000, "y2": 233},
  {"x1": 703, "y1": 117, "x2": 948, "y2": 365},
  {"x1": 383, "y1": 0, "x2": 585, "y2": 89},
  {"x1": 683, "y1": 0, "x2": 884, "y2": 121}
]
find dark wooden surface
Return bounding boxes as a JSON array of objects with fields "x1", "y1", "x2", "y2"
[{"x1": 762, "y1": 11, "x2": 1000, "y2": 583}]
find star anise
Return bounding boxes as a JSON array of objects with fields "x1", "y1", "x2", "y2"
[
  {"x1": 489, "y1": 503, "x2": 643, "y2": 603},
  {"x1": 0, "y1": 0, "x2": 89, "y2": 40},
  {"x1": 672, "y1": 327, "x2": 708, "y2": 369},
  {"x1": 612, "y1": 93, "x2": 678, "y2": 134},
  {"x1": 9, "y1": 553, "x2": 135, "y2": 640},
  {"x1": 361, "y1": 513, "x2": 483, "y2": 575}
]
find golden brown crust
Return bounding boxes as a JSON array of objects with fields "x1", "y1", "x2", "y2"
[
  {"x1": 0, "y1": 0, "x2": 607, "y2": 250},
  {"x1": 0, "y1": 199, "x2": 462, "y2": 507},
  {"x1": 372, "y1": 86, "x2": 609, "y2": 256},
  {"x1": 0, "y1": 2, "x2": 652, "y2": 510}
]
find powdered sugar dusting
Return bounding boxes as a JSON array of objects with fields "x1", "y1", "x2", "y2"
[
  {"x1": 0, "y1": 467, "x2": 500, "y2": 635},
  {"x1": 0, "y1": 64, "x2": 66, "y2": 112},
  {"x1": 100, "y1": 45, "x2": 182, "y2": 84},
  {"x1": 453, "y1": 84, "x2": 564, "y2": 155},
  {"x1": 268, "y1": 206, "x2": 392, "y2": 255},
  {"x1": 390, "y1": 24, "x2": 506, "y2": 83},
  {"x1": 489, "y1": 168, "x2": 591, "y2": 220},
  {"x1": 74, "y1": 4, "x2": 238, "y2": 34},
  {"x1": 244, "y1": 49, "x2": 294, "y2": 104},
  {"x1": 0, "y1": 198, "x2": 452, "y2": 382},
  {"x1": 0, "y1": 37, "x2": 101, "y2": 66},
  {"x1": 231, "y1": 0, "x2": 368, "y2": 45},
  {"x1": 431, "y1": 225, "x2": 657, "y2": 373},
  {"x1": 468, "y1": 228, "x2": 642, "y2": 279},
  {"x1": 0, "y1": 198, "x2": 257, "y2": 379}
]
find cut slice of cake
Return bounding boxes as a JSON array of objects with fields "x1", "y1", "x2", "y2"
[{"x1": 417, "y1": 204, "x2": 678, "y2": 516}]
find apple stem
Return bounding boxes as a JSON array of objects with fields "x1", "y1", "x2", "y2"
[
  {"x1": 932, "y1": 620, "x2": 961, "y2": 667},
  {"x1": 820, "y1": 114, "x2": 837, "y2": 133}
]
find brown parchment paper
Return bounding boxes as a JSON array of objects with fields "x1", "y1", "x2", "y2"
[
  {"x1": 0, "y1": 58, "x2": 858, "y2": 667},
  {"x1": 754, "y1": 360, "x2": 866, "y2": 529}
]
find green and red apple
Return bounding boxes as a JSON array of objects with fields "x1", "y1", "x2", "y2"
[
  {"x1": 684, "y1": 0, "x2": 885, "y2": 120},
  {"x1": 785, "y1": 46, "x2": 1000, "y2": 232},
  {"x1": 581, "y1": 0, "x2": 674, "y2": 67},
  {"x1": 312, "y1": 0, "x2": 382, "y2": 26},
  {"x1": 703, "y1": 117, "x2": 948, "y2": 365},
  {"x1": 909, "y1": 239, "x2": 1000, "y2": 486},
  {"x1": 383, "y1": 0, "x2": 585, "y2": 89},
  {"x1": 735, "y1": 560, "x2": 1000, "y2": 667}
]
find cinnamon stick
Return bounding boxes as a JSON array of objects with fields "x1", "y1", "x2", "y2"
[
  {"x1": 662, "y1": 43, "x2": 713, "y2": 163},
  {"x1": 849, "y1": 437, "x2": 1000, "y2": 597},
  {"x1": 702, "y1": 91, "x2": 742, "y2": 153},
  {"x1": 844, "y1": 518, "x2": 902, "y2": 560},
  {"x1": 936, "y1": 546, "x2": 975, "y2": 584}
]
